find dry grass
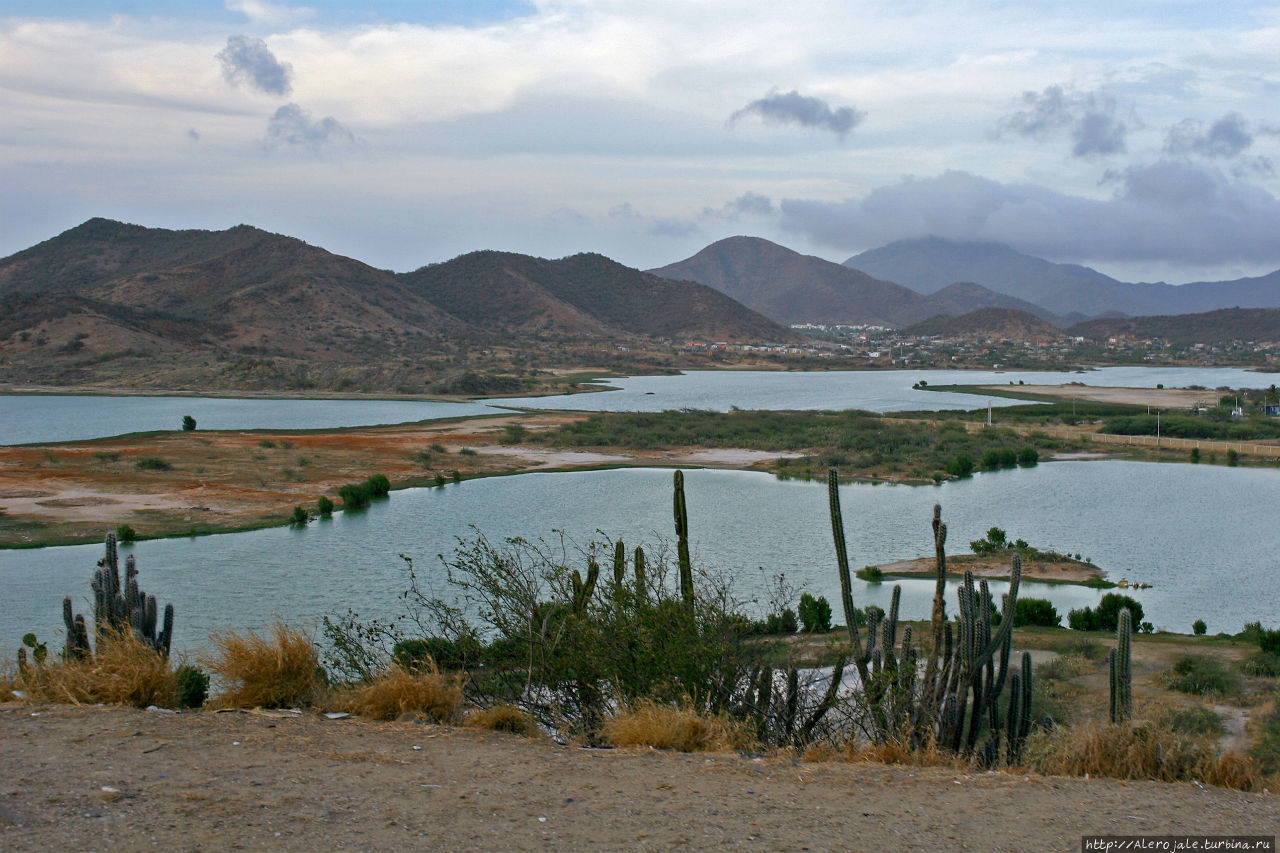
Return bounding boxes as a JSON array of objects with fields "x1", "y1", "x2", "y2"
[
  {"x1": 468, "y1": 704, "x2": 538, "y2": 736},
  {"x1": 204, "y1": 622, "x2": 320, "y2": 708},
  {"x1": 803, "y1": 737, "x2": 965, "y2": 769},
  {"x1": 602, "y1": 701, "x2": 754, "y2": 752},
  {"x1": 0, "y1": 661, "x2": 18, "y2": 701},
  {"x1": 16, "y1": 630, "x2": 175, "y2": 708},
  {"x1": 343, "y1": 664, "x2": 464, "y2": 722},
  {"x1": 1025, "y1": 720, "x2": 1266, "y2": 791}
]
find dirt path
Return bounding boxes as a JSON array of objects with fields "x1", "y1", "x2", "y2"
[{"x1": 0, "y1": 704, "x2": 1275, "y2": 852}]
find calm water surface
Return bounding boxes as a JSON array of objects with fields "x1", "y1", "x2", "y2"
[
  {"x1": 493, "y1": 366, "x2": 1280, "y2": 413},
  {"x1": 0, "y1": 395, "x2": 510, "y2": 446},
  {"x1": 4, "y1": 461, "x2": 1276, "y2": 654}
]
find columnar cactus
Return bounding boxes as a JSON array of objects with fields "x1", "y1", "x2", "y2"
[
  {"x1": 1110, "y1": 607, "x2": 1133, "y2": 723},
  {"x1": 673, "y1": 470, "x2": 693, "y2": 606},
  {"x1": 633, "y1": 546, "x2": 646, "y2": 594},
  {"x1": 66, "y1": 533, "x2": 175, "y2": 659}
]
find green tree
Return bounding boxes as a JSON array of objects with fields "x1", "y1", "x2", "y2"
[{"x1": 181, "y1": 414, "x2": 197, "y2": 431}]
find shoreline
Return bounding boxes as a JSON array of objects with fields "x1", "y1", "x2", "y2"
[{"x1": 864, "y1": 554, "x2": 1115, "y2": 588}]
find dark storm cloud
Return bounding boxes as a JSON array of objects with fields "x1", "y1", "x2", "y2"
[
  {"x1": 778, "y1": 165, "x2": 1280, "y2": 266},
  {"x1": 265, "y1": 103, "x2": 355, "y2": 151},
  {"x1": 730, "y1": 90, "x2": 865, "y2": 138},
  {"x1": 217, "y1": 34, "x2": 293, "y2": 97},
  {"x1": 999, "y1": 85, "x2": 1129, "y2": 158},
  {"x1": 1166, "y1": 112, "x2": 1254, "y2": 158}
]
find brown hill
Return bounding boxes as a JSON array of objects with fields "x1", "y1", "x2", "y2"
[
  {"x1": 649, "y1": 236, "x2": 932, "y2": 326},
  {"x1": 927, "y1": 282, "x2": 1065, "y2": 325},
  {"x1": 0, "y1": 218, "x2": 477, "y2": 363},
  {"x1": 400, "y1": 250, "x2": 794, "y2": 342},
  {"x1": 1069, "y1": 307, "x2": 1280, "y2": 344},
  {"x1": 902, "y1": 307, "x2": 1065, "y2": 341}
]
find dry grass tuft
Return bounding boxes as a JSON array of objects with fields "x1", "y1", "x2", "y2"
[
  {"x1": 0, "y1": 662, "x2": 18, "y2": 701},
  {"x1": 204, "y1": 622, "x2": 320, "y2": 708},
  {"x1": 343, "y1": 664, "x2": 464, "y2": 722},
  {"x1": 468, "y1": 704, "x2": 537, "y2": 736},
  {"x1": 802, "y1": 736, "x2": 964, "y2": 768},
  {"x1": 602, "y1": 701, "x2": 754, "y2": 752},
  {"x1": 18, "y1": 629, "x2": 174, "y2": 707},
  {"x1": 1025, "y1": 720, "x2": 1266, "y2": 791}
]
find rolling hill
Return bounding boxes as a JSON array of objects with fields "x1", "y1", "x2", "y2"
[{"x1": 901, "y1": 308, "x2": 1065, "y2": 341}]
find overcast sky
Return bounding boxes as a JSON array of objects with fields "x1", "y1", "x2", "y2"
[{"x1": 4, "y1": 1, "x2": 1280, "y2": 283}]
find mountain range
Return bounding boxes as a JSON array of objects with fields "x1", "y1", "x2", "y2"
[{"x1": 0, "y1": 219, "x2": 794, "y2": 373}]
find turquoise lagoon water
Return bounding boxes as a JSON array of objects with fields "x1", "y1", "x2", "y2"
[{"x1": 4, "y1": 461, "x2": 1277, "y2": 654}]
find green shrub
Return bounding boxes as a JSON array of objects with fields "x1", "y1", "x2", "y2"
[
  {"x1": 393, "y1": 636, "x2": 483, "y2": 672},
  {"x1": 501, "y1": 423, "x2": 528, "y2": 443},
  {"x1": 1069, "y1": 594, "x2": 1144, "y2": 632},
  {"x1": 181, "y1": 415, "x2": 196, "y2": 431},
  {"x1": 1161, "y1": 655, "x2": 1242, "y2": 697},
  {"x1": 945, "y1": 454, "x2": 974, "y2": 477},
  {"x1": 135, "y1": 457, "x2": 172, "y2": 471},
  {"x1": 317, "y1": 495, "x2": 334, "y2": 516},
  {"x1": 1157, "y1": 704, "x2": 1223, "y2": 736},
  {"x1": 856, "y1": 565, "x2": 884, "y2": 582},
  {"x1": 1236, "y1": 651, "x2": 1280, "y2": 677},
  {"x1": 1017, "y1": 446, "x2": 1039, "y2": 466},
  {"x1": 1192, "y1": 619, "x2": 1207, "y2": 636},
  {"x1": 434, "y1": 472, "x2": 447, "y2": 487},
  {"x1": 337, "y1": 482, "x2": 372, "y2": 509},
  {"x1": 175, "y1": 664, "x2": 210, "y2": 709},
  {"x1": 1257, "y1": 628, "x2": 1280, "y2": 655},
  {"x1": 798, "y1": 593, "x2": 832, "y2": 633},
  {"x1": 451, "y1": 470, "x2": 462, "y2": 484},
  {"x1": 459, "y1": 447, "x2": 477, "y2": 456},
  {"x1": 1190, "y1": 447, "x2": 1201, "y2": 463},
  {"x1": 291, "y1": 506, "x2": 308, "y2": 525},
  {"x1": 116, "y1": 524, "x2": 137, "y2": 543},
  {"x1": 1013, "y1": 598, "x2": 1060, "y2": 628},
  {"x1": 367, "y1": 474, "x2": 391, "y2": 497}
]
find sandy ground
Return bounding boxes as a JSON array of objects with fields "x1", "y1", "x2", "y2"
[
  {"x1": 1, "y1": 703, "x2": 1276, "y2": 853},
  {"x1": 874, "y1": 554, "x2": 1106, "y2": 585},
  {"x1": 981, "y1": 384, "x2": 1216, "y2": 408}
]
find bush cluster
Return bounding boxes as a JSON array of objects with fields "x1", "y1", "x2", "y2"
[
  {"x1": 1067, "y1": 593, "x2": 1144, "y2": 631},
  {"x1": 337, "y1": 474, "x2": 392, "y2": 510}
]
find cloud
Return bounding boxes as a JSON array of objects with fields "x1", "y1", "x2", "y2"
[
  {"x1": 264, "y1": 103, "x2": 355, "y2": 151},
  {"x1": 701, "y1": 192, "x2": 775, "y2": 221},
  {"x1": 224, "y1": 0, "x2": 314, "y2": 28},
  {"x1": 187, "y1": 128, "x2": 200, "y2": 141},
  {"x1": 999, "y1": 85, "x2": 1130, "y2": 158},
  {"x1": 1166, "y1": 112, "x2": 1254, "y2": 158},
  {"x1": 729, "y1": 90, "x2": 865, "y2": 138},
  {"x1": 609, "y1": 202, "x2": 701, "y2": 239},
  {"x1": 778, "y1": 165, "x2": 1280, "y2": 267},
  {"x1": 217, "y1": 35, "x2": 293, "y2": 97}
]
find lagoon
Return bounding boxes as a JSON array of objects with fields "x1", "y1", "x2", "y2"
[
  {"x1": 4, "y1": 460, "x2": 1277, "y2": 655},
  {"x1": 0, "y1": 394, "x2": 510, "y2": 446}
]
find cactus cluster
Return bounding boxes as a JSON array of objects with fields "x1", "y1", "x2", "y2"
[
  {"x1": 828, "y1": 467, "x2": 1033, "y2": 763},
  {"x1": 1110, "y1": 607, "x2": 1133, "y2": 723},
  {"x1": 67, "y1": 532, "x2": 174, "y2": 659}
]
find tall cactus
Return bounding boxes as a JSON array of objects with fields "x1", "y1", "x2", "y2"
[
  {"x1": 826, "y1": 474, "x2": 1032, "y2": 762},
  {"x1": 1110, "y1": 607, "x2": 1133, "y2": 723},
  {"x1": 633, "y1": 546, "x2": 646, "y2": 595},
  {"x1": 65, "y1": 533, "x2": 175, "y2": 659},
  {"x1": 673, "y1": 470, "x2": 693, "y2": 606}
]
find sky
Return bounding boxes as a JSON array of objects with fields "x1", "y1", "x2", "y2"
[{"x1": 3, "y1": 1, "x2": 1280, "y2": 284}]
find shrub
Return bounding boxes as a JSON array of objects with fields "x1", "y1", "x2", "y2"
[
  {"x1": 798, "y1": 593, "x2": 833, "y2": 633},
  {"x1": 115, "y1": 524, "x2": 137, "y2": 543},
  {"x1": 392, "y1": 636, "x2": 483, "y2": 672},
  {"x1": 181, "y1": 415, "x2": 196, "y2": 431},
  {"x1": 343, "y1": 664, "x2": 463, "y2": 722},
  {"x1": 970, "y1": 527, "x2": 1008, "y2": 553},
  {"x1": 434, "y1": 472, "x2": 446, "y2": 487},
  {"x1": 1236, "y1": 651, "x2": 1280, "y2": 677},
  {"x1": 501, "y1": 423, "x2": 528, "y2": 443},
  {"x1": 1227, "y1": 449, "x2": 1239, "y2": 466},
  {"x1": 18, "y1": 628, "x2": 175, "y2": 708},
  {"x1": 1157, "y1": 704, "x2": 1224, "y2": 737},
  {"x1": 135, "y1": 457, "x2": 172, "y2": 471},
  {"x1": 451, "y1": 470, "x2": 462, "y2": 484},
  {"x1": 1249, "y1": 697, "x2": 1280, "y2": 774},
  {"x1": 1161, "y1": 655, "x2": 1243, "y2": 698},
  {"x1": 603, "y1": 701, "x2": 753, "y2": 752},
  {"x1": 1013, "y1": 598, "x2": 1060, "y2": 628},
  {"x1": 291, "y1": 506, "x2": 308, "y2": 526},
  {"x1": 1257, "y1": 628, "x2": 1280, "y2": 655},
  {"x1": 1192, "y1": 619, "x2": 1207, "y2": 636},
  {"x1": 175, "y1": 664, "x2": 210, "y2": 709},
  {"x1": 1025, "y1": 720, "x2": 1262, "y2": 789},
  {"x1": 204, "y1": 622, "x2": 321, "y2": 708},
  {"x1": 459, "y1": 447, "x2": 477, "y2": 456},
  {"x1": 945, "y1": 454, "x2": 974, "y2": 477},
  {"x1": 856, "y1": 565, "x2": 884, "y2": 582},
  {"x1": 468, "y1": 704, "x2": 537, "y2": 736},
  {"x1": 1017, "y1": 446, "x2": 1039, "y2": 466},
  {"x1": 1070, "y1": 594, "x2": 1144, "y2": 632},
  {"x1": 317, "y1": 495, "x2": 334, "y2": 516},
  {"x1": 1190, "y1": 447, "x2": 1201, "y2": 463},
  {"x1": 367, "y1": 474, "x2": 391, "y2": 497}
]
